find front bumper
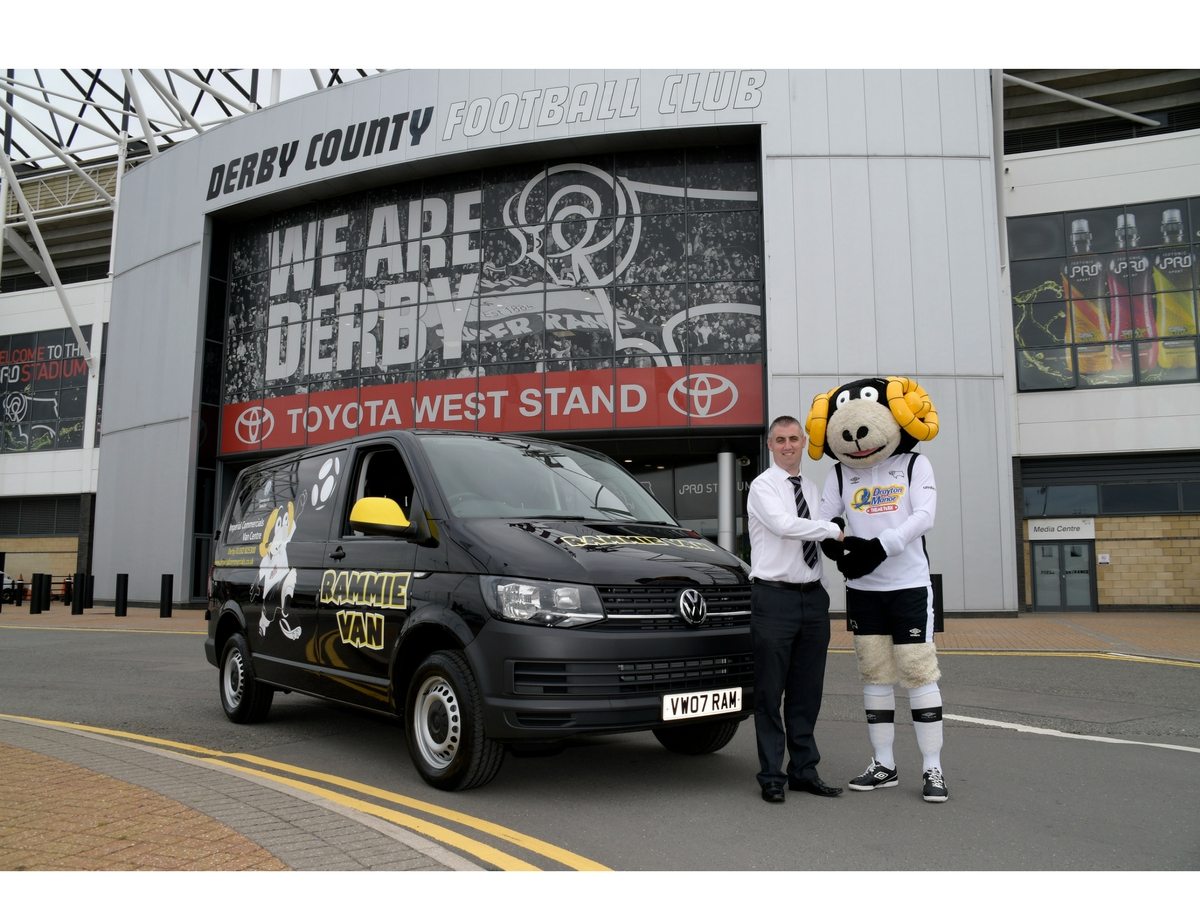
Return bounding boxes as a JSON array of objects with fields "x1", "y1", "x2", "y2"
[{"x1": 465, "y1": 619, "x2": 754, "y2": 741}]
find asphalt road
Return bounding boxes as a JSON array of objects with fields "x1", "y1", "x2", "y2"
[{"x1": 2, "y1": 627, "x2": 1197, "y2": 870}]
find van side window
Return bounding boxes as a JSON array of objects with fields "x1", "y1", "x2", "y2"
[
  {"x1": 224, "y1": 451, "x2": 346, "y2": 548},
  {"x1": 347, "y1": 446, "x2": 416, "y2": 537},
  {"x1": 223, "y1": 470, "x2": 274, "y2": 548},
  {"x1": 292, "y1": 450, "x2": 348, "y2": 542}
]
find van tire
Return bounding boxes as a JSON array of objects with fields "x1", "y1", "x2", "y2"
[
  {"x1": 652, "y1": 718, "x2": 740, "y2": 755},
  {"x1": 405, "y1": 651, "x2": 503, "y2": 791},
  {"x1": 219, "y1": 633, "x2": 274, "y2": 724}
]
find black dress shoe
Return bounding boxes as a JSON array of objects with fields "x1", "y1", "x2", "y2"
[
  {"x1": 761, "y1": 783, "x2": 786, "y2": 803},
  {"x1": 788, "y1": 775, "x2": 843, "y2": 797}
]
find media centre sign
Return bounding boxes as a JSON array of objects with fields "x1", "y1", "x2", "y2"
[{"x1": 1027, "y1": 518, "x2": 1096, "y2": 541}]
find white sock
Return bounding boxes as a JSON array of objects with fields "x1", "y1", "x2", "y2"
[
  {"x1": 863, "y1": 683, "x2": 896, "y2": 769},
  {"x1": 909, "y1": 682, "x2": 943, "y2": 772}
]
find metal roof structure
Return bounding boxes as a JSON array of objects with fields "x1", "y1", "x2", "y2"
[
  {"x1": 1002, "y1": 69, "x2": 1200, "y2": 153},
  {"x1": 1, "y1": 69, "x2": 380, "y2": 168},
  {"x1": 1, "y1": 68, "x2": 379, "y2": 367}
]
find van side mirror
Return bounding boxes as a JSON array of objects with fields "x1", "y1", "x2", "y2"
[{"x1": 349, "y1": 497, "x2": 413, "y2": 537}]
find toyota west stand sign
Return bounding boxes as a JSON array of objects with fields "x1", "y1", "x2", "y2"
[{"x1": 221, "y1": 363, "x2": 762, "y2": 453}]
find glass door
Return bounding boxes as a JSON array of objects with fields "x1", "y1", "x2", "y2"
[{"x1": 1032, "y1": 541, "x2": 1096, "y2": 611}]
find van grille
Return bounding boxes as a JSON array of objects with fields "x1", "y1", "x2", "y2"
[
  {"x1": 595, "y1": 583, "x2": 751, "y2": 630},
  {"x1": 513, "y1": 652, "x2": 755, "y2": 697}
]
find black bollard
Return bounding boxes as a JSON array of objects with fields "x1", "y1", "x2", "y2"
[
  {"x1": 30, "y1": 573, "x2": 42, "y2": 615},
  {"x1": 159, "y1": 573, "x2": 173, "y2": 618},
  {"x1": 85, "y1": 574, "x2": 95, "y2": 609},
  {"x1": 115, "y1": 574, "x2": 129, "y2": 617},
  {"x1": 14, "y1": 579, "x2": 23, "y2": 607},
  {"x1": 40, "y1": 574, "x2": 52, "y2": 612},
  {"x1": 71, "y1": 575, "x2": 84, "y2": 615}
]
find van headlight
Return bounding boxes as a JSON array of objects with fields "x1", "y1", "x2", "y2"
[{"x1": 481, "y1": 576, "x2": 605, "y2": 628}]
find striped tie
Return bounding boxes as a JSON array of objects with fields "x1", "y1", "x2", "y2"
[{"x1": 788, "y1": 476, "x2": 820, "y2": 569}]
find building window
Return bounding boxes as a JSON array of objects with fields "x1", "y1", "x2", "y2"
[
  {"x1": 1023, "y1": 484, "x2": 1098, "y2": 517},
  {"x1": 1024, "y1": 479, "x2": 1200, "y2": 517},
  {"x1": 0, "y1": 495, "x2": 84, "y2": 535},
  {"x1": 1099, "y1": 482, "x2": 1181, "y2": 515},
  {"x1": 1182, "y1": 481, "x2": 1200, "y2": 511},
  {"x1": 1009, "y1": 198, "x2": 1199, "y2": 392}
]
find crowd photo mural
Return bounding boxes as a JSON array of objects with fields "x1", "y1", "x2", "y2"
[
  {"x1": 219, "y1": 146, "x2": 766, "y2": 453},
  {"x1": 1009, "y1": 197, "x2": 1199, "y2": 391}
]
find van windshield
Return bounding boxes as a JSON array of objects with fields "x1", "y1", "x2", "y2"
[{"x1": 417, "y1": 434, "x2": 676, "y2": 524}]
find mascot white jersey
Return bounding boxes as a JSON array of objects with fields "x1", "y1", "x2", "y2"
[{"x1": 807, "y1": 376, "x2": 950, "y2": 803}]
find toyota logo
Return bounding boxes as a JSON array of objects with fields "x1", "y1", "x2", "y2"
[
  {"x1": 234, "y1": 406, "x2": 275, "y2": 444},
  {"x1": 677, "y1": 588, "x2": 708, "y2": 626},
  {"x1": 667, "y1": 374, "x2": 738, "y2": 419}
]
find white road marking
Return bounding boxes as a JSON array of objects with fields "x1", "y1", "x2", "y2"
[{"x1": 947, "y1": 714, "x2": 1200, "y2": 754}]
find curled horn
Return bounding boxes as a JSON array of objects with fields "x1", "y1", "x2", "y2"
[
  {"x1": 886, "y1": 377, "x2": 939, "y2": 442},
  {"x1": 805, "y1": 389, "x2": 836, "y2": 460}
]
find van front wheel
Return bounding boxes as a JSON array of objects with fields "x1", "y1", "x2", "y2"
[
  {"x1": 405, "y1": 651, "x2": 504, "y2": 791},
  {"x1": 653, "y1": 718, "x2": 741, "y2": 755},
  {"x1": 219, "y1": 633, "x2": 273, "y2": 723}
]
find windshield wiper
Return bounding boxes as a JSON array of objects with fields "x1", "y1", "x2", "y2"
[
  {"x1": 590, "y1": 506, "x2": 638, "y2": 520},
  {"x1": 511, "y1": 514, "x2": 587, "y2": 520}
]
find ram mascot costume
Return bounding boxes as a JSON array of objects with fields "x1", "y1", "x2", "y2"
[{"x1": 806, "y1": 377, "x2": 949, "y2": 803}]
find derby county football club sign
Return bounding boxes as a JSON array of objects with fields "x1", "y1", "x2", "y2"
[{"x1": 219, "y1": 147, "x2": 765, "y2": 453}]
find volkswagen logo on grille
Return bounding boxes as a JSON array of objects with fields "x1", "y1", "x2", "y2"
[
  {"x1": 234, "y1": 406, "x2": 274, "y2": 444},
  {"x1": 677, "y1": 588, "x2": 708, "y2": 626},
  {"x1": 667, "y1": 373, "x2": 738, "y2": 419}
]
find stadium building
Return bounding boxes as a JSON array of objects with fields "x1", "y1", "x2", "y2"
[{"x1": 2, "y1": 69, "x2": 1198, "y2": 614}]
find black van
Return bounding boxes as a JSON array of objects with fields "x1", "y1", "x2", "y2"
[{"x1": 205, "y1": 430, "x2": 753, "y2": 790}]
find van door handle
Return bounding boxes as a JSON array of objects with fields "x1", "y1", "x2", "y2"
[{"x1": 329, "y1": 546, "x2": 346, "y2": 561}]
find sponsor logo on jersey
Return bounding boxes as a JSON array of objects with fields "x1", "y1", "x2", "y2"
[{"x1": 851, "y1": 483, "x2": 905, "y2": 514}]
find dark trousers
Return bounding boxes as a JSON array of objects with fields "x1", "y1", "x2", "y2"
[{"x1": 751, "y1": 580, "x2": 832, "y2": 787}]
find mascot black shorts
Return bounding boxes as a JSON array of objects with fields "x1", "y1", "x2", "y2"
[{"x1": 846, "y1": 585, "x2": 935, "y2": 644}]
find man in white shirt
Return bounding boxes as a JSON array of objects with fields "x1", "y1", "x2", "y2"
[{"x1": 746, "y1": 415, "x2": 844, "y2": 803}]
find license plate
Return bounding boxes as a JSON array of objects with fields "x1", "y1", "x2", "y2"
[{"x1": 661, "y1": 687, "x2": 742, "y2": 721}]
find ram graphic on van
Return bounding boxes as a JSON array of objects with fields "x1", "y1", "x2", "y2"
[{"x1": 206, "y1": 430, "x2": 754, "y2": 790}]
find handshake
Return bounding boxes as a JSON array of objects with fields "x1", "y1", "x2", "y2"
[{"x1": 820, "y1": 518, "x2": 886, "y2": 580}]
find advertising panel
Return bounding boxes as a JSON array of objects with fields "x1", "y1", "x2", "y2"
[
  {"x1": 1009, "y1": 200, "x2": 1198, "y2": 391},
  {"x1": 0, "y1": 326, "x2": 99, "y2": 453},
  {"x1": 220, "y1": 147, "x2": 765, "y2": 453}
]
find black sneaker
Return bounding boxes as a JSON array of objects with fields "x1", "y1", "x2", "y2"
[
  {"x1": 847, "y1": 759, "x2": 898, "y2": 791},
  {"x1": 922, "y1": 767, "x2": 948, "y2": 803}
]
